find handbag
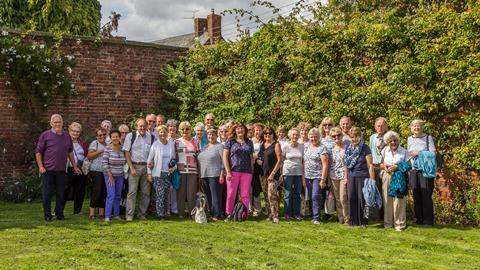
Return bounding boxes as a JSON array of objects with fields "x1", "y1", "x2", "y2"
[
  {"x1": 81, "y1": 141, "x2": 98, "y2": 175},
  {"x1": 324, "y1": 189, "x2": 336, "y2": 214}
]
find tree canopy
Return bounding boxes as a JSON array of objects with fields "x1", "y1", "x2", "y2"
[{"x1": 0, "y1": 0, "x2": 101, "y2": 36}]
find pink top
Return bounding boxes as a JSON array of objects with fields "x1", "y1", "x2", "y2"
[{"x1": 175, "y1": 137, "x2": 199, "y2": 174}]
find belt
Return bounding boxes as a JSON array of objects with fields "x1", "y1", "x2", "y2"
[{"x1": 132, "y1": 162, "x2": 147, "y2": 165}]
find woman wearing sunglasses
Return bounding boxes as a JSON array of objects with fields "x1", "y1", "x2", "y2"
[
  {"x1": 175, "y1": 121, "x2": 200, "y2": 218},
  {"x1": 258, "y1": 127, "x2": 283, "y2": 223},
  {"x1": 86, "y1": 128, "x2": 108, "y2": 219},
  {"x1": 329, "y1": 127, "x2": 349, "y2": 224}
]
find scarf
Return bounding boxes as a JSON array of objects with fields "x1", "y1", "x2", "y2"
[{"x1": 344, "y1": 140, "x2": 364, "y2": 169}]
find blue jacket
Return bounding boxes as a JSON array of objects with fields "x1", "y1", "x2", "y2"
[
  {"x1": 169, "y1": 159, "x2": 181, "y2": 191},
  {"x1": 363, "y1": 178, "x2": 382, "y2": 209},
  {"x1": 413, "y1": 151, "x2": 437, "y2": 178},
  {"x1": 388, "y1": 161, "x2": 411, "y2": 198}
]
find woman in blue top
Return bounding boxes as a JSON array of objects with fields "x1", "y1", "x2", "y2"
[{"x1": 344, "y1": 127, "x2": 375, "y2": 227}]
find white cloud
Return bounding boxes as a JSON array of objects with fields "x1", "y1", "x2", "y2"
[{"x1": 100, "y1": 0, "x2": 316, "y2": 41}]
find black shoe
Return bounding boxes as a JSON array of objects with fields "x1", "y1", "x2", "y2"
[
  {"x1": 157, "y1": 216, "x2": 165, "y2": 221},
  {"x1": 56, "y1": 216, "x2": 65, "y2": 220},
  {"x1": 45, "y1": 216, "x2": 53, "y2": 222}
]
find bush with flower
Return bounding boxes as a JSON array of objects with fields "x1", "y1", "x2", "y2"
[{"x1": 0, "y1": 31, "x2": 74, "y2": 120}]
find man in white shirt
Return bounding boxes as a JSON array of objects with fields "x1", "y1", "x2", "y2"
[{"x1": 123, "y1": 118, "x2": 154, "y2": 221}]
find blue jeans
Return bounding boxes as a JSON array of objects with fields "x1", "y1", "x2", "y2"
[
  {"x1": 203, "y1": 177, "x2": 223, "y2": 218},
  {"x1": 305, "y1": 178, "x2": 328, "y2": 221},
  {"x1": 104, "y1": 174, "x2": 124, "y2": 219},
  {"x1": 283, "y1": 175, "x2": 302, "y2": 217},
  {"x1": 42, "y1": 171, "x2": 66, "y2": 219}
]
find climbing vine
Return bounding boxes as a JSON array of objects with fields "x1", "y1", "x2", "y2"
[{"x1": 0, "y1": 30, "x2": 74, "y2": 122}]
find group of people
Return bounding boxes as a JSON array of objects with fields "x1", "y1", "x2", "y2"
[{"x1": 35, "y1": 113, "x2": 438, "y2": 230}]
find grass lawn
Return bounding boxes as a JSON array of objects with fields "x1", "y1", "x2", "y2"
[{"x1": 0, "y1": 201, "x2": 479, "y2": 269}]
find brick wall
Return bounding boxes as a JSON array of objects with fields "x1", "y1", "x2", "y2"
[{"x1": 0, "y1": 30, "x2": 187, "y2": 183}]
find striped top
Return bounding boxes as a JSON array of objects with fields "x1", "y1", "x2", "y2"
[
  {"x1": 175, "y1": 137, "x2": 199, "y2": 174},
  {"x1": 102, "y1": 145, "x2": 127, "y2": 177}
]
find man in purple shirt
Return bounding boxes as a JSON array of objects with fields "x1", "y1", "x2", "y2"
[{"x1": 35, "y1": 114, "x2": 81, "y2": 221}]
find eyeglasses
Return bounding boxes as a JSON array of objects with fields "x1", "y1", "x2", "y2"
[
  {"x1": 324, "y1": 124, "x2": 333, "y2": 127},
  {"x1": 97, "y1": 133, "x2": 106, "y2": 137},
  {"x1": 148, "y1": 120, "x2": 155, "y2": 123},
  {"x1": 120, "y1": 132, "x2": 128, "y2": 134},
  {"x1": 331, "y1": 134, "x2": 341, "y2": 138},
  {"x1": 180, "y1": 128, "x2": 190, "y2": 131}
]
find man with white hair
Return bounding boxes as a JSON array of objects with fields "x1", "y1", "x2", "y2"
[
  {"x1": 146, "y1": 114, "x2": 158, "y2": 141},
  {"x1": 35, "y1": 114, "x2": 81, "y2": 221},
  {"x1": 369, "y1": 117, "x2": 388, "y2": 221}
]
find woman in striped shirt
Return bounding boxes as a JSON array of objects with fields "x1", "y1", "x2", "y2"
[{"x1": 102, "y1": 130, "x2": 127, "y2": 222}]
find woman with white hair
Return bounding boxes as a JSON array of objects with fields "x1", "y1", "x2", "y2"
[
  {"x1": 303, "y1": 128, "x2": 329, "y2": 225},
  {"x1": 175, "y1": 121, "x2": 200, "y2": 218},
  {"x1": 118, "y1": 124, "x2": 130, "y2": 145},
  {"x1": 147, "y1": 125, "x2": 175, "y2": 221},
  {"x1": 407, "y1": 119, "x2": 436, "y2": 226},
  {"x1": 380, "y1": 131, "x2": 410, "y2": 231},
  {"x1": 101, "y1": 120, "x2": 112, "y2": 144},
  {"x1": 194, "y1": 122, "x2": 207, "y2": 152},
  {"x1": 282, "y1": 128, "x2": 304, "y2": 220}
]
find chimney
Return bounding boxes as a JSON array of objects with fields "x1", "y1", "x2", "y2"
[
  {"x1": 207, "y1": 8, "x2": 222, "y2": 45},
  {"x1": 194, "y1": 18, "x2": 207, "y2": 37}
]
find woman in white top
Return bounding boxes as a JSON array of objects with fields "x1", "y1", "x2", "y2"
[
  {"x1": 281, "y1": 128, "x2": 304, "y2": 220},
  {"x1": 251, "y1": 123, "x2": 264, "y2": 216},
  {"x1": 147, "y1": 125, "x2": 175, "y2": 220},
  {"x1": 64, "y1": 122, "x2": 87, "y2": 215},
  {"x1": 380, "y1": 131, "x2": 410, "y2": 231},
  {"x1": 407, "y1": 119, "x2": 436, "y2": 226}
]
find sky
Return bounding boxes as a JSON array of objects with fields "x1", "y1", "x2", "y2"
[{"x1": 99, "y1": 0, "x2": 320, "y2": 42}]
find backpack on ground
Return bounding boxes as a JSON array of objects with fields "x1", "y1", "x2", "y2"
[{"x1": 232, "y1": 202, "x2": 248, "y2": 222}]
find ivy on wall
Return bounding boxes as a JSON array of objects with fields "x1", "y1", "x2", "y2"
[
  {"x1": 0, "y1": 30, "x2": 74, "y2": 122},
  {"x1": 161, "y1": 1, "x2": 480, "y2": 224}
]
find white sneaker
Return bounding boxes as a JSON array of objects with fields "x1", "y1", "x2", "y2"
[
  {"x1": 126, "y1": 216, "x2": 133, "y2": 222},
  {"x1": 272, "y1": 218, "x2": 279, "y2": 224},
  {"x1": 105, "y1": 218, "x2": 110, "y2": 222},
  {"x1": 312, "y1": 220, "x2": 321, "y2": 225}
]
